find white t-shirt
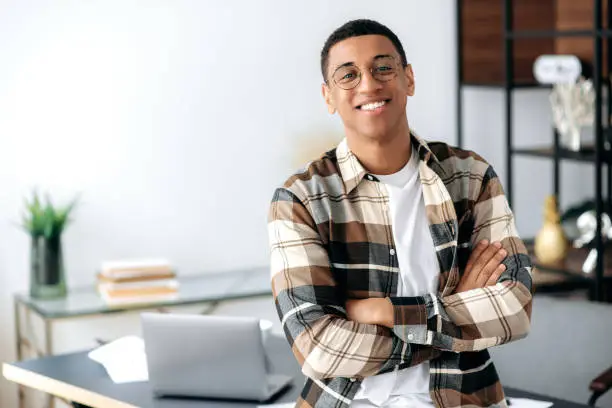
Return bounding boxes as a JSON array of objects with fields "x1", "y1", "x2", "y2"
[{"x1": 352, "y1": 146, "x2": 439, "y2": 407}]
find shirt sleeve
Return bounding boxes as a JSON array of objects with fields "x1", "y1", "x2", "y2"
[
  {"x1": 268, "y1": 187, "x2": 441, "y2": 380},
  {"x1": 389, "y1": 164, "x2": 533, "y2": 353}
]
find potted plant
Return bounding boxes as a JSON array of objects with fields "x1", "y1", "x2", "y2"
[{"x1": 21, "y1": 190, "x2": 79, "y2": 299}]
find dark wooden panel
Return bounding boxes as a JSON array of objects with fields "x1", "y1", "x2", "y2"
[
  {"x1": 461, "y1": 0, "x2": 554, "y2": 84},
  {"x1": 514, "y1": 0, "x2": 556, "y2": 31},
  {"x1": 555, "y1": 0, "x2": 609, "y2": 75},
  {"x1": 461, "y1": 0, "x2": 502, "y2": 83},
  {"x1": 555, "y1": 0, "x2": 608, "y2": 30},
  {"x1": 514, "y1": 0, "x2": 556, "y2": 82},
  {"x1": 513, "y1": 38, "x2": 555, "y2": 83}
]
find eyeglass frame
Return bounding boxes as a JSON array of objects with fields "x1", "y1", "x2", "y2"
[{"x1": 326, "y1": 55, "x2": 408, "y2": 90}]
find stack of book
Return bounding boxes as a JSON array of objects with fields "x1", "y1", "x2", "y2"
[{"x1": 96, "y1": 259, "x2": 178, "y2": 305}]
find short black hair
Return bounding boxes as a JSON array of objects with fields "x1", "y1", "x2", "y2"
[{"x1": 320, "y1": 19, "x2": 408, "y2": 82}]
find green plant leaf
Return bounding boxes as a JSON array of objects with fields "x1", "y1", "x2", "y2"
[
  {"x1": 44, "y1": 205, "x2": 55, "y2": 238},
  {"x1": 19, "y1": 190, "x2": 79, "y2": 238}
]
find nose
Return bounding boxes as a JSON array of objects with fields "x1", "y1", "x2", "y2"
[{"x1": 357, "y1": 69, "x2": 384, "y2": 93}]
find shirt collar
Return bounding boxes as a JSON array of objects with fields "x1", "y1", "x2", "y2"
[{"x1": 336, "y1": 131, "x2": 440, "y2": 194}]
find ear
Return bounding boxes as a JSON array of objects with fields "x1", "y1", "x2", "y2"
[
  {"x1": 322, "y1": 83, "x2": 336, "y2": 114},
  {"x1": 403, "y1": 64, "x2": 415, "y2": 97}
]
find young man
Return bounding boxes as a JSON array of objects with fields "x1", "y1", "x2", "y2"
[{"x1": 268, "y1": 19, "x2": 533, "y2": 408}]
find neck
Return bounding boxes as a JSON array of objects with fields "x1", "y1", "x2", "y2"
[{"x1": 346, "y1": 120, "x2": 412, "y2": 175}]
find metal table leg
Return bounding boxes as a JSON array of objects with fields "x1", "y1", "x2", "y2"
[
  {"x1": 14, "y1": 298, "x2": 25, "y2": 408},
  {"x1": 45, "y1": 318, "x2": 55, "y2": 408}
]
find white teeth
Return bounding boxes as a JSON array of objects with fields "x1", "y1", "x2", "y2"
[{"x1": 360, "y1": 100, "x2": 386, "y2": 111}]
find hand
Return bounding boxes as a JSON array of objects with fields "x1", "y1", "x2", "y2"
[
  {"x1": 346, "y1": 298, "x2": 394, "y2": 328},
  {"x1": 455, "y1": 240, "x2": 507, "y2": 293}
]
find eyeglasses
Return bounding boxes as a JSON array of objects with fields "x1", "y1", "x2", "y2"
[{"x1": 329, "y1": 56, "x2": 402, "y2": 90}]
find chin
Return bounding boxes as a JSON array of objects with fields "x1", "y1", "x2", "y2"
[
  {"x1": 362, "y1": 116, "x2": 407, "y2": 141},
  {"x1": 343, "y1": 115, "x2": 401, "y2": 142},
  {"x1": 357, "y1": 124, "x2": 393, "y2": 141},
  {"x1": 363, "y1": 130, "x2": 391, "y2": 141}
]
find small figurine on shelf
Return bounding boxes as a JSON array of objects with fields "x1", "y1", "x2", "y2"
[
  {"x1": 549, "y1": 77, "x2": 595, "y2": 152},
  {"x1": 573, "y1": 210, "x2": 612, "y2": 274},
  {"x1": 534, "y1": 195, "x2": 569, "y2": 265}
]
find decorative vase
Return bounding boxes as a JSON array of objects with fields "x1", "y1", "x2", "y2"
[
  {"x1": 534, "y1": 195, "x2": 569, "y2": 265},
  {"x1": 29, "y1": 235, "x2": 67, "y2": 299}
]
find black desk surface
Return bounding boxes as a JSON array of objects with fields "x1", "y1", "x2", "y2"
[{"x1": 6, "y1": 335, "x2": 589, "y2": 408}]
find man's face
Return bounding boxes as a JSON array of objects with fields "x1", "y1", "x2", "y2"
[{"x1": 322, "y1": 35, "x2": 414, "y2": 141}]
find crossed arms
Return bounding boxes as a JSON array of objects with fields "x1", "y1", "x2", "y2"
[{"x1": 268, "y1": 166, "x2": 533, "y2": 381}]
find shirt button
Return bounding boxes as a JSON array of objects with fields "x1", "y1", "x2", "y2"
[
  {"x1": 349, "y1": 378, "x2": 356, "y2": 382},
  {"x1": 407, "y1": 334, "x2": 414, "y2": 341},
  {"x1": 390, "y1": 249, "x2": 396, "y2": 256},
  {"x1": 366, "y1": 175, "x2": 374, "y2": 181}
]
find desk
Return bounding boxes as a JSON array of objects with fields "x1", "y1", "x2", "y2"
[
  {"x1": 3, "y1": 335, "x2": 591, "y2": 408},
  {"x1": 13, "y1": 266, "x2": 272, "y2": 408}
]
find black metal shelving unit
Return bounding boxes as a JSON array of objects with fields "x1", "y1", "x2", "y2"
[{"x1": 456, "y1": 0, "x2": 612, "y2": 302}]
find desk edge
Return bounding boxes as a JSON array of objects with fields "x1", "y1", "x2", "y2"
[{"x1": 2, "y1": 362, "x2": 139, "y2": 408}]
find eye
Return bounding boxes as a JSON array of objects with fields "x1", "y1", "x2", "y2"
[
  {"x1": 334, "y1": 68, "x2": 359, "y2": 84},
  {"x1": 375, "y1": 65, "x2": 394, "y2": 73}
]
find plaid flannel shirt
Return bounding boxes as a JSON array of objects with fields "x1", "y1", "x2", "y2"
[{"x1": 268, "y1": 133, "x2": 533, "y2": 408}]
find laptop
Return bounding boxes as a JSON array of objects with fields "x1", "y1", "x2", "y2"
[{"x1": 140, "y1": 313, "x2": 293, "y2": 402}]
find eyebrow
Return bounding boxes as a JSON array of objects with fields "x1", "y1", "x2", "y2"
[{"x1": 332, "y1": 54, "x2": 395, "y2": 72}]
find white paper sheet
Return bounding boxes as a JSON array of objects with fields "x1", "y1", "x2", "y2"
[
  {"x1": 507, "y1": 397, "x2": 553, "y2": 408},
  {"x1": 88, "y1": 335, "x2": 148, "y2": 383},
  {"x1": 257, "y1": 403, "x2": 294, "y2": 408}
]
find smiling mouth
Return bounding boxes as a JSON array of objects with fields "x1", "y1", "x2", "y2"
[{"x1": 357, "y1": 99, "x2": 391, "y2": 111}]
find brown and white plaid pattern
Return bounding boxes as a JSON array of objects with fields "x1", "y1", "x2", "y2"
[{"x1": 268, "y1": 133, "x2": 533, "y2": 408}]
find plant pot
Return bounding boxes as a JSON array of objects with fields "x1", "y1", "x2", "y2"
[{"x1": 30, "y1": 235, "x2": 67, "y2": 299}]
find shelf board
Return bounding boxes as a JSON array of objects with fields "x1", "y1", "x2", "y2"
[
  {"x1": 506, "y1": 29, "x2": 612, "y2": 39},
  {"x1": 525, "y1": 242, "x2": 612, "y2": 284},
  {"x1": 512, "y1": 146, "x2": 612, "y2": 164},
  {"x1": 506, "y1": 29, "x2": 596, "y2": 39},
  {"x1": 460, "y1": 81, "x2": 551, "y2": 89},
  {"x1": 532, "y1": 270, "x2": 592, "y2": 293}
]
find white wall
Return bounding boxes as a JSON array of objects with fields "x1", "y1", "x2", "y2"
[
  {"x1": 0, "y1": 2, "x2": 456, "y2": 406},
  {"x1": 0, "y1": 1, "x2": 596, "y2": 407}
]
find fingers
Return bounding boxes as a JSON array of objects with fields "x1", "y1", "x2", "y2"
[
  {"x1": 485, "y1": 264, "x2": 506, "y2": 286},
  {"x1": 476, "y1": 246, "x2": 507, "y2": 286},
  {"x1": 464, "y1": 239, "x2": 489, "y2": 274},
  {"x1": 457, "y1": 240, "x2": 494, "y2": 294},
  {"x1": 456, "y1": 240, "x2": 508, "y2": 294},
  {"x1": 470, "y1": 242, "x2": 502, "y2": 279}
]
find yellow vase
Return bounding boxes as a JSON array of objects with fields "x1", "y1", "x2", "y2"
[{"x1": 534, "y1": 195, "x2": 569, "y2": 265}]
